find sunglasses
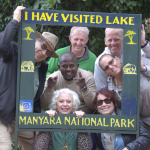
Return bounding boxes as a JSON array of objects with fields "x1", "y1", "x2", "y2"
[
  {"x1": 103, "y1": 58, "x2": 114, "y2": 72},
  {"x1": 38, "y1": 38, "x2": 52, "y2": 57},
  {"x1": 97, "y1": 97, "x2": 112, "y2": 106}
]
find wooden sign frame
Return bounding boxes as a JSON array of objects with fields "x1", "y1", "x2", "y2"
[{"x1": 14, "y1": 9, "x2": 142, "y2": 150}]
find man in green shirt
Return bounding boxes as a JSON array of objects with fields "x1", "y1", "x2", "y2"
[{"x1": 46, "y1": 26, "x2": 97, "y2": 77}]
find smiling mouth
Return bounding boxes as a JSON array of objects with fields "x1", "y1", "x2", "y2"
[
  {"x1": 66, "y1": 72, "x2": 72, "y2": 75},
  {"x1": 112, "y1": 67, "x2": 117, "y2": 72},
  {"x1": 37, "y1": 51, "x2": 43, "y2": 58},
  {"x1": 62, "y1": 108, "x2": 69, "y2": 112},
  {"x1": 101, "y1": 107, "x2": 109, "y2": 110},
  {"x1": 75, "y1": 46, "x2": 82, "y2": 49},
  {"x1": 111, "y1": 47, "x2": 118, "y2": 50},
  {"x1": 65, "y1": 72, "x2": 73, "y2": 77},
  {"x1": 102, "y1": 109, "x2": 108, "y2": 110}
]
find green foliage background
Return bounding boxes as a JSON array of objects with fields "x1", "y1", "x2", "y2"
[{"x1": 1, "y1": 0, "x2": 150, "y2": 56}]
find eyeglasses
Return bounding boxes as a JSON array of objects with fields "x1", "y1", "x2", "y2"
[
  {"x1": 41, "y1": 44, "x2": 52, "y2": 57},
  {"x1": 103, "y1": 58, "x2": 114, "y2": 72},
  {"x1": 37, "y1": 38, "x2": 52, "y2": 57},
  {"x1": 97, "y1": 97, "x2": 112, "y2": 106}
]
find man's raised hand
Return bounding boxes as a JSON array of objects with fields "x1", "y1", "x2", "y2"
[
  {"x1": 73, "y1": 71, "x2": 86, "y2": 89},
  {"x1": 141, "y1": 24, "x2": 146, "y2": 46},
  {"x1": 47, "y1": 76, "x2": 58, "y2": 88},
  {"x1": 13, "y1": 6, "x2": 26, "y2": 23}
]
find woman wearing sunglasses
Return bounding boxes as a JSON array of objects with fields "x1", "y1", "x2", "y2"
[
  {"x1": 92, "y1": 88, "x2": 150, "y2": 150},
  {"x1": 99, "y1": 54, "x2": 150, "y2": 120}
]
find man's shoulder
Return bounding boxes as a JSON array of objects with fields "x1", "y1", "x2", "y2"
[
  {"x1": 87, "y1": 49, "x2": 97, "y2": 59},
  {"x1": 49, "y1": 70, "x2": 61, "y2": 77},
  {"x1": 40, "y1": 62, "x2": 48, "y2": 71},
  {"x1": 78, "y1": 68, "x2": 94, "y2": 78},
  {"x1": 41, "y1": 61, "x2": 48, "y2": 67},
  {"x1": 56, "y1": 46, "x2": 69, "y2": 55}
]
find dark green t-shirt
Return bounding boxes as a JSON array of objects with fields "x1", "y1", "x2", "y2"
[{"x1": 51, "y1": 132, "x2": 78, "y2": 150}]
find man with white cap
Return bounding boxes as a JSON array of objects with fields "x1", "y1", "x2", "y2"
[{"x1": 0, "y1": 6, "x2": 58, "y2": 150}]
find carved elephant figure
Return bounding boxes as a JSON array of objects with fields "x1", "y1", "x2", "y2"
[{"x1": 21, "y1": 61, "x2": 34, "y2": 72}]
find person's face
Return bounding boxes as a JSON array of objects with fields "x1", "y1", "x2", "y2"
[
  {"x1": 58, "y1": 56, "x2": 79, "y2": 81},
  {"x1": 35, "y1": 39, "x2": 52, "y2": 62},
  {"x1": 97, "y1": 94, "x2": 114, "y2": 115},
  {"x1": 104, "y1": 29, "x2": 123, "y2": 57},
  {"x1": 69, "y1": 29, "x2": 88, "y2": 54},
  {"x1": 56, "y1": 93, "x2": 73, "y2": 114},
  {"x1": 100, "y1": 55, "x2": 121, "y2": 77}
]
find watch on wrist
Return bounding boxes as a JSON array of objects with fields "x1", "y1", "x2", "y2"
[
  {"x1": 80, "y1": 84, "x2": 87, "y2": 92},
  {"x1": 144, "y1": 66, "x2": 147, "y2": 73},
  {"x1": 141, "y1": 40, "x2": 148, "y2": 48}
]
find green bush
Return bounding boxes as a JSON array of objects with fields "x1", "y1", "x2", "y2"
[{"x1": 1, "y1": 0, "x2": 150, "y2": 56}]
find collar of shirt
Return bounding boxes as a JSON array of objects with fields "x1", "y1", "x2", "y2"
[
  {"x1": 35, "y1": 62, "x2": 41, "y2": 69},
  {"x1": 67, "y1": 45, "x2": 89, "y2": 61}
]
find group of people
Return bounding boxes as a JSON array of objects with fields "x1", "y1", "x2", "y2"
[{"x1": 1, "y1": 6, "x2": 150, "y2": 150}]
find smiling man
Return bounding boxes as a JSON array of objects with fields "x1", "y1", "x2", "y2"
[
  {"x1": 40, "y1": 52, "x2": 96, "y2": 114},
  {"x1": 46, "y1": 26, "x2": 97, "y2": 77},
  {"x1": 104, "y1": 28, "x2": 123, "y2": 57},
  {"x1": 94, "y1": 27, "x2": 150, "y2": 91},
  {"x1": 0, "y1": 6, "x2": 58, "y2": 150}
]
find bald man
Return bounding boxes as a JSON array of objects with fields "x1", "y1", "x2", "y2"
[{"x1": 40, "y1": 52, "x2": 96, "y2": 114}]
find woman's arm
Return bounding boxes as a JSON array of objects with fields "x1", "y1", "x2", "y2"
[
  {"x1": 78, "y1": 133, "x2": 92, "y2": 150},
  {"x1": 34, "y1": 132, "x2": 53, "y2": 150},
  {"x1": 141, "y1": 56, "x2": 150, "y2": 77}
]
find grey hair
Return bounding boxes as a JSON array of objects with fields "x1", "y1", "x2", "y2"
[
  {"x1": 51, "y1": 88, "x2": 80, "y2": 111},
  {"x1": 105, "y1": 28, "x2": 124, "y2": 39},
  {"x1": 70, "y1": 26, "x2": 89, "y2": 41}
]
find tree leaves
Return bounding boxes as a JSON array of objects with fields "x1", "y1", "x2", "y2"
[
  {"x1": 49, "y1": 0, "x2": 53, "y2": 3},
  {"x1": 2, "y1": 0, "x2": 150, "y2": 56},
  {"x1": 56, "y1": 0, "x2": 61, "y2": 4},
  {"x1": 33, "y1": 1, "x2": 42, "y2": 9},
  {"x1": 130, "y1": 1, "x2": 137, "y2": 6},
  {"x1": 119, "y1": 0, "x2": 123, "y2": 4}
]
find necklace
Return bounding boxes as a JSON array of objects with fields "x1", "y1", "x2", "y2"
[
  {"x1": 114, "y1": 78, "x2": 122, "y2": 109},
  {"x1": 114, "y1": 78, "x2": 122, "y2": 99},
  {"x1": 62, "y1": 132, "x2": 69, "y2": 150}
]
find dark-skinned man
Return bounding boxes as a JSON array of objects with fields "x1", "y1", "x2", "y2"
[{"x1": 40, "y1": 52, "x2": 96, "y2": 114}]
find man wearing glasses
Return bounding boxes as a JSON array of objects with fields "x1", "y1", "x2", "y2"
[{"x1": 0, "y1": 6, "x2": 58, "y2": 150}]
